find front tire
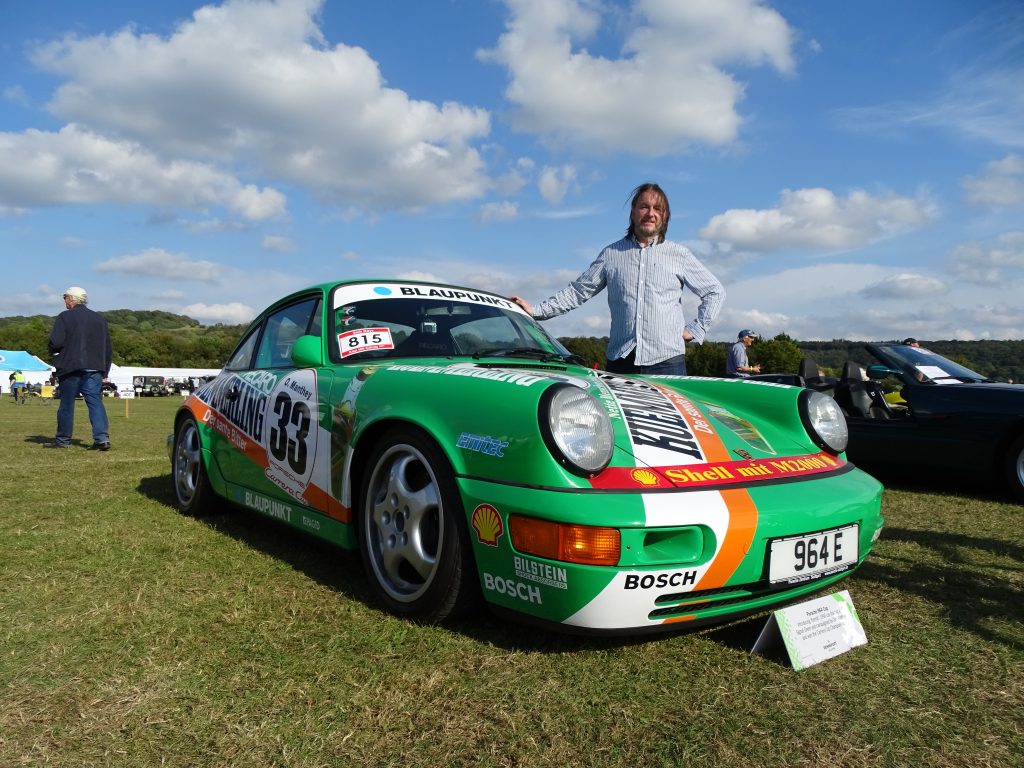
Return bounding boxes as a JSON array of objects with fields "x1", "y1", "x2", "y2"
[
  {"x1": 172, "y1": 415, "x2": 217, "y2": 516},
  {"x1": 1005, "y1": 435, "x2": 1024, "y2": 503},
  {"x1": 358, "y1": 427, "x2": 479, "y2": 622}
]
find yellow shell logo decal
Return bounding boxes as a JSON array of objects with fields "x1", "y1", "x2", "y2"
[
  {"x1": 472, "y1": 504, "x2": 503, "y2": 546},
  {"x1": 631, "y1": 468, "x2": 661, "y2": 487}
]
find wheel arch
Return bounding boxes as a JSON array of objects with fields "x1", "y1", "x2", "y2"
[
  {"x1": 995, "y1": 422, "x2": 1024, "y2": 502},
  {"x1": 992, "y1": 419, "x2": 1024, "y2": 473},
  {"x1": 352, "y1": 418, "x2": 483, "y2": 621},
  {"x1": 350, "y1": 416, "x2": 468, "y2": 497},
  {"x1": 172, "y1": 405, "x2": 230, "y2": 500}
]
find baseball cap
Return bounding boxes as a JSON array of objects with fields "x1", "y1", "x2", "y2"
[
  {"x1": 64, "y1": 286, "x2": 88, "y2": 301},
  {"x1": 738, "y1": 329, "x2": 757, "y2": 339}
]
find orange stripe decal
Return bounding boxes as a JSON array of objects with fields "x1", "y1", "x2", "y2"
[{"x1": 653, "y1": 384, "x2": 759, "y2": 592}]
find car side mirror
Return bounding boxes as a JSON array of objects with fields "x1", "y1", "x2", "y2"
[
  {"x1": 866, "y1": 364, "x2": 901, "y2": 380},
  {"x1": 291, "y1": 335, "x2": 324, "y2": 367}
]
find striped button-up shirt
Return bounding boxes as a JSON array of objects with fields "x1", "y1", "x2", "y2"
[{"x1": 531, "y1": 236, "x2": 725, "y2": 366}]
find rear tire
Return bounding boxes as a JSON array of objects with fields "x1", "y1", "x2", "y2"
[
  {"x1": 1005, "y1": 435, "x2": 1024, "y2": 503},
  {"x1": 172, "y1": 415, "x2": 218, "y2": 516},
  {"x1": 357, "y1": 427, "x2": 479, "y2": 622}
]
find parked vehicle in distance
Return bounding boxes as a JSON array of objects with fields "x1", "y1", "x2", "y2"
[
  {"x1": 134, "y1": 375, "x2": 170, "y2": 397},
  {"x1": 827, "y1": 343, "x2": 1024, "y2": 502},
  {"x1": 169, "y1": 279, "x2": 885, "y2": 633}
]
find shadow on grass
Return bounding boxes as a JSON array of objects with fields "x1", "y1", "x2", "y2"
[
  {"x1": 138, "y1": 472, "x2": 372, "y2": 605},
  {"x1": 23, "y1": 433, "x2": 88, "y2": 448},
  {"x1": 854, "y1": 526, "x2": 1024, "y2": 651},
  {"x1": 136, "y1": 472, "x2": 708, "y2": 653},
  {"x1": 858, "y1": 466, "x2": 1015, "y2": 504}
]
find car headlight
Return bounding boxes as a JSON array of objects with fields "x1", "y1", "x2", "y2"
[
  {"x1": 799, "y1": 389, "x2": 848, "y2": 454},
  {"x1": 539, "y1": 384, "x2": 614, "y2": 476}
]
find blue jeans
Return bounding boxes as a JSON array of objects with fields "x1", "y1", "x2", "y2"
[
  {"x1": 606, "y1": 353, "x2": 687, "y2": 376},
  {"x1": 56, "y1": 370, "x2": 109, "y2": 446}
]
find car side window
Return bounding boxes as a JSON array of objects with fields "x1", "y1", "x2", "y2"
[
  {"x1": 255, "y1": 297, "x2": 320, "y2": 369},
  {"x1": 223, "y1": 327, "x2": 260, "y2": 371}
]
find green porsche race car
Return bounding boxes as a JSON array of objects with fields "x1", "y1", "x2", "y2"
[{"x1": 170, "y1": 279, "x2": 884, "y2": 634}]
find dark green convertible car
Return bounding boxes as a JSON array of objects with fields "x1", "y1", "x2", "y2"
[{"x1": 170, "y1": 279, "x2": 885, "y2": 633}]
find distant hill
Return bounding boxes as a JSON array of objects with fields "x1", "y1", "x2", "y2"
[
  {"x1": 559, "y1": 336, "x2": 1024, "y2": 382},
  {"x1": 3, "y1": 311, "x2": 1023, "y2": 381},
  {"x1": 796, "y1": 339, "x2": 1024, "y2": 382},
  {"x1": 0, "y1": 310, "x2": 247, "y2": 368}
]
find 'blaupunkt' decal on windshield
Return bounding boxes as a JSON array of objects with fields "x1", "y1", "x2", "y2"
[{"x1": 331, "y1": 283, "x2": 523, "y2": 313}]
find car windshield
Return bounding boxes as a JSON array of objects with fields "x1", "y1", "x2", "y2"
[
  {"x1": 872, "y1": 344, "x2": 989, "y2": 384},
  {"x1": 329, "y1": 283, "x2": 573, "y2": 363}
]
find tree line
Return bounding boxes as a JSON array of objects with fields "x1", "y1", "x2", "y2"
[
  {"x1": 0, "y1": 311, "x2": 247, "y2": 369},
  {"x1": 559, "y1": 334, "x2": 1024, "y2": 382},
  {"x1": 2, "y1": 311, "x2": 1022, "y2": 381}
]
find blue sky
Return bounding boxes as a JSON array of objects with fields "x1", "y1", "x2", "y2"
[{"x1": 2, "y1": 0, "x2": 1022, "y2": 342}]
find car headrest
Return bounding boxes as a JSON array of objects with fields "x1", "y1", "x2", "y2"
[
  {"x1": 842, "y1": 361, "x2": 865, "y2": 382},
  {"x1": 799, "y1": 358, "x2": 818, "y2": 380}
]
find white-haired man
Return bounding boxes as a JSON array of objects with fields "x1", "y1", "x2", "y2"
[{"x1": 46, "y1": 286, "x2": 113, "y2": 450}]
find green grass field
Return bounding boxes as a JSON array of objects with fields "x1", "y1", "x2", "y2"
[{"x1": 1, "y1": 395, "x2": 1021, "y2": 767}]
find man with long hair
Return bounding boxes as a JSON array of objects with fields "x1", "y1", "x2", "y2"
[{"x1": 511, "y1": 183, "x2": 724, "y2": 375}]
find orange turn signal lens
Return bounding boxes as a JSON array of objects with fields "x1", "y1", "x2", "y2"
[{"x1": 508, "y1": 514, "x2": 621, "y2": 566}]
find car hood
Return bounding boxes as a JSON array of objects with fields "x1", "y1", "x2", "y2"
[{"x1": 348, "y1": 361, "x2": 845, "y2": 492}]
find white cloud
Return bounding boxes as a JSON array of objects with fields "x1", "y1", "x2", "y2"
[
  {"x1": 963, "y1": 154, "x2": 1024, "y2": 207},
  {"x1": 699, "y1": 187, "x2": 933, "y2": 251},
  {"x1": 394, "y1": 270, "x2": 447, "y2": 284},
  {"x1": 949, "y1": 230, "x2": 1024, "y2": 285},
  {"x1": 183, "y1": 218, "x2": 248, "y2": 234},
  {"x1": 27, "y1": 0, "x2": 491, "y2": 211},
  {"x1": 261, "y1": 234, "x2": 294, "y2": 252},
  {"x1": 0, "y1": 125, "x2": 286, "y2": 219},
  {"x1": 95, "y1": 247, "x2": 224, "y2": 281},
  {"x1": 860, "y1": 273, "x2": 947, "y2": 299},
  {"x1": 3, "y1": 85, "x2": 30, "y2": 107},
  {"x1": 478, "y1": 0, "x2": 793, "y2": 153},
  {"x1": 179, "y1": 301, "x2": 256, "y2": 324},
  {"x1": 479, "y1": 201, "x2": 518, "y2": 222},
  {"x1": 537, "y1": 164, "x2": 576, "y2": 204},
  {"x1": 0, "y1": 285, "x2": 60, "y2": 315}
]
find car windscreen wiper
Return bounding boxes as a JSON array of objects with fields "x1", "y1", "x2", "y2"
[{"x1": 472, "y1": 347, "x2": 563, "y2": 362}]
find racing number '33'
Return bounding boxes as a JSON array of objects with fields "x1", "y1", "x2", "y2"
[{"x1": 269, "y1": 392, "x2": 311, "y2": 475}]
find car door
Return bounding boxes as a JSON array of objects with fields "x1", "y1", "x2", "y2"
[{"x1": 221, "y1": 296, "x2": 333, "y2": 513}]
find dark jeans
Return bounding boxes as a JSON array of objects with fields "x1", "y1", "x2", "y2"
[
  {"x1": 56, "y1": 370, "x2": 109, "y2": 446},
  {"x1": 606, "y1": 351, "x2": 687, "y2": 376}
]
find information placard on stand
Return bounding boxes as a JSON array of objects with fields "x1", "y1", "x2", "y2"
[{"x1": 752, "y1": 590, "x2": 867, "y2": 670}]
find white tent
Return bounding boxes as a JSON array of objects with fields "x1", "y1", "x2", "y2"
[
  {"x1": 0, "y1": 349, "x2": 55, "y2": 387},
  {"x1": 107, "y1": 363, "x2": 222, "y2": 394}
]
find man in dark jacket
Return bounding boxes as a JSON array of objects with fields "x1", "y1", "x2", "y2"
[{"x1": 46, "y1": 286, "x2": 113, "y2": 450}]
